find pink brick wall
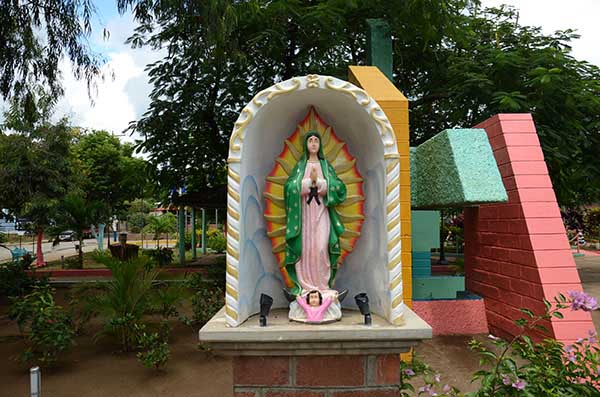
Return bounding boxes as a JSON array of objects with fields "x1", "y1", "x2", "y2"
[
  {"x1": 464, "y1": 114, "x2": 594, "y2": 344},
  {"x1": 413, "y1": 299, "x2": 488, "y2": 336}
]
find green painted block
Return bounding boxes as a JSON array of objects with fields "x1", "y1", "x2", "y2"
[
  {"x1": 366, "y1": 19, "x2": 393, "y2": 81},
  {"x1": 412, "y1": 276, "x2": 465, "y2": 300},
  {"x1": 411, "y1": 211, "x2": 440, "y2": 251},
  {"x1": 411, "y1": 129, "x2": 508, "y2": 209}
]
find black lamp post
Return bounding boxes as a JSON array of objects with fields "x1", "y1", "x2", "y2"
[
  {"x1": 259, "y1": 293, "x2": 273, "y2": 327},
  {"x1": 354, "y1": 293, "x2": 372, "y2": 325}
]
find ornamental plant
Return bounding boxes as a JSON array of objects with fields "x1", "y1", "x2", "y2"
[
  {"x1": 86, "y1": 253, "x2": 159, "y2": 351},
  {"x1": 400, "y1": 291, "x2": 599, "y2": 397},
  {"x1": 187, "y1": 273, "x2": 224, "y2": 325},
  {"x1": 8, "y1": 285, "x2": 75, "y2": 366},
  {"x1": 135, "y1": 323, "x2": 170, "y2": 371}
]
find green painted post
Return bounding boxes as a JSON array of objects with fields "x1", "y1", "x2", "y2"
[
  {"x1": 191, "y1": 208, "x2": 197, "y2": 259},
  {"x1": 178, "y1": 206, "x2": 185, "y2": 265},
  {"x1": 202, "y1": 208, "x2": 207, "y2": 255},
  {"x1": 366, "y1": 19, "x2": 393, "y2": 81}
]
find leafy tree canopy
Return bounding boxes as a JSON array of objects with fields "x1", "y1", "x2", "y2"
[
  {"x1": 0, "y1": 0, "x2": 107, "y2": 116},
  {"x1": 71, "y1": 130, "x2": 154, "y2": 216},
  {"x1": 0, "y1": 94, "x2": 73, "y2": 225},
  {"x1": 122, "y1": 0, "x2": 599, "y2": 207},
  {"x1": 1, "y1": 1, "x2": 598, "y2": 206}
]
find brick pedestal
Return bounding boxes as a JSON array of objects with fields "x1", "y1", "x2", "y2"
[
  {"x1": 200, "y1": 308, "x2": 432, "y2": 396},
  {"x1": 233, "y1": 354, "x2": 402, "y2": 396}
]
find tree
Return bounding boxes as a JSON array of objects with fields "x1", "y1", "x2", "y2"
[
  {"x1": 0, "y1": 0, "x2": 106, "y2": 115},
  {"x1": 143, "y1": 213, "x2": 177, "y2": 248},
  {"x1": 72, "y1": 130, "x2": 152, "y2": 218},
  {"x1": 0, "y1": 94, "x2": 73, "y2": 266},
  {"x1": 405, "y1": 6, "x2": 600, "y2": 207},
  {"x1": 56, "y1": 193, "x2": 108, "y2": 268},
  {"x1": 126, "y1": 198, "x2": 154, "y2": 233},
  {"x1": 125, "y1": 1, "x2": 599, "y2": 207}
]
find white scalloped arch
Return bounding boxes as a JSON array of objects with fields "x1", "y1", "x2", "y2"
[{"x1": 225, "y1": 75, "x2": 405, "y2": 327}]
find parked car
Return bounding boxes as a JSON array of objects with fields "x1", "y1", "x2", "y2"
[{"x1": 58, "y1": 230, "x2": 76, "y2": 241}]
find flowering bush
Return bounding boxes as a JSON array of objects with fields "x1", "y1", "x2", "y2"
[{"x1": 400, "y1": 291, "x2": 599, "y2": 396}]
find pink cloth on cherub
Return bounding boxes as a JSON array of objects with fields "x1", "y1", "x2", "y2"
[{"x1": 296, "y1": 295, "x2": 332, "y2": 323}]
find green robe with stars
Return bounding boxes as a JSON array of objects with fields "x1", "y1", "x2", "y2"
[{"x1": 284, "y1": 131, "x2": 347, "y2": 295}]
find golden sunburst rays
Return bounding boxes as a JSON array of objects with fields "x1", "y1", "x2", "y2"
[{"x1": 264, "y1": 107, "x2": 365, "y2": 287}]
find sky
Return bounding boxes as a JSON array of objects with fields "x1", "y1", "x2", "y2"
[{"x1": 2, "y1": 1, "x2": 599, "y2": 142}]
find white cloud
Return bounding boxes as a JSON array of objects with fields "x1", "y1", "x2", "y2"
[
  {"x1": 55, "y1": 52, "x2": 141, "y2": 139},
  {"x1": 481, "y1": 0, "x2": 600, "y2": 66}
]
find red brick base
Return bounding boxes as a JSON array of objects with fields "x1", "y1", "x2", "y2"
[{"x1": 233, "y1": 354, "x2": 401, "y2": 395}]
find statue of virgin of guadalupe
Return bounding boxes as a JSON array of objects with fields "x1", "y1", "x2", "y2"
[{"x1": 284, "y1": 130, "x2": 347, "y2": 322}]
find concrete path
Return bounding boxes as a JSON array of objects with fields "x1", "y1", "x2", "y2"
[{"x1": 575, "y1": 252, "x2": 600, "y2": 330}]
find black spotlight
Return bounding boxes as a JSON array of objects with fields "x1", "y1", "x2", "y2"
[
  {"x1": 259, "y1": 293, "x2": 274, "y2": 327},
  {"x1": 354, "y1": 293, "x2": 372, "y2": 325}
]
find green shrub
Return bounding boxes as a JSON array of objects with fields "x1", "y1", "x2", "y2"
[
  {"x1": 86, "y1": 253, "x2": 159, "y2": 351},
  {"x1": 8, "y1": 285, "x2": 75, "y2": 366},
  {"x1": 399, "y1": 292, "x2": 600, "y2": 396},
  {"x1": 207, "y1": 230, "x2": 226, "y2": 253},
  {"x1": 144, "y1": 247, "x2": 173, "y2": 267},
  {"x1": 0, "y1": 232, "x2": 6, "y2": 243},
  {"x1": 0, "y1": 256, "x2": 45, "y2": 298},
  {"x1": 584, "y1": 208, "x2": 600, "y2": 239},
  {"x1": 207, "y1": 255, "x2": 226, "y2": 286},
  {"x1": 135, "y1": 323, "x2": 170, "y2": 370},
  {"x1": 129, "y1": 225, "x2": 141, "y2": 233},
  {"x1": 188, "y1": 273, "x2": 224, "y2": 325},
  {"x1": 151, "y1": 282, "x2": 189, "y2": 323}
]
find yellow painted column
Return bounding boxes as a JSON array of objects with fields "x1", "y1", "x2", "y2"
[{"x1": 348, "y1": 66, "x2": 413, "y2": 309}]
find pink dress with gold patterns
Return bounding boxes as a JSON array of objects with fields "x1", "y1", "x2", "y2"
[{"x1": 295, "y1": 161, "x2": 336, "y2": 297}]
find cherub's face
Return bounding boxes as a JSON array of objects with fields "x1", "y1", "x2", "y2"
[
  {"x1": 308, "y1": 292, "x2": 320, "y2": 307},
  {"x1": 307, "y1": 136, "x2": 320, "y2": 155}
]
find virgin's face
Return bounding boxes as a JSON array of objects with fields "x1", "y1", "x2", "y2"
[{"x1": 307, "y1": 136, "x2": 320, "y2": 155}]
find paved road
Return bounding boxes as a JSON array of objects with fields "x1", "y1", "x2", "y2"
[{"x1": 0, "y1": 239, "x2": 173, "y2": 263}]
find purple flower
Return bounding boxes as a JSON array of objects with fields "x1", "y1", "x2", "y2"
[
  {"x1": 596, "y1": 365, "x2": 600, "y2": 376},
  {"x1": 442, "y1": 384, "x2": 452, "y2": 393},
  {"x1": 589, "y1": 329, "x2": 597, "y2": 337},
  {"x1": 565, "y1": 345, "x2": 574, "y2": 353},
  {"x1": 502, "y1": 375, "x2": 512, "y2": 385},
  {"x1": 404, "y1": 368, "x2": 415, "y2": 377},
  {"x1": 589, "y1": 337, "x2": 597, "y2": 344},
  {"x1": 568, "y1": 291, "x2": 599, "y2": 312},
  {"x1": 568, "y1": 354, "x2": 577, "y2": 363},
  {"x1": 577, "y1": 338, "x2": 585, "y2": 344},
  {"x1": 434, "y1": 373, "x2": 441, "y2": 383},
  {"x1": 512, "y1": 379, "x2": 527, "y2": 390},
  {"x1": 418, "y1": 384, "x2": 432, "y2": 393}
]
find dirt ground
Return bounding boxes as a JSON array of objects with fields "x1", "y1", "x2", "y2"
[{"x1": 0, "y1": 252, "x2": 598, "y2": 396}]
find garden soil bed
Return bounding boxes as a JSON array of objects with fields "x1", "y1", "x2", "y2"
[
  {"x1": 0, "y1": 322, "x2": 232, "y2": 397},
  {"x1": 1, "y1": 253, "x2": 598, "y2": 396},
  {"x1": 0, "y1": 288, "x2": 232, "y2": 397}
]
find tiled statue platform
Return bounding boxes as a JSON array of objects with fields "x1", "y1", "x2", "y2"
[{"x1": 200, "y1": 308, "x2": 432, "y2": 396}]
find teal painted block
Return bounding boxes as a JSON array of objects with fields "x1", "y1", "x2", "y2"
[
  {"x1": 413, "y1": 251, "x2": 433, "y2": 260},
  {"x1": 412, "y1": 249, "x2": 433, "y2": 277},
  {"x1": 411, "y1": 129, "x2": 508, "y2": 209},
  {"x1": 413, "y1": 270, "x2": 431, "y2": 278},
  {"x1": 411, "y1": 211, "x2": 440, "y2": 251},
  {"x1": 412, "y1": 276, "x2": 465, "y2": 300}
]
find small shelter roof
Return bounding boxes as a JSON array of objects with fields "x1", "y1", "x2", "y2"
[{"x1": 171, "y1": 185, "x2": 227, "y2": 209}]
